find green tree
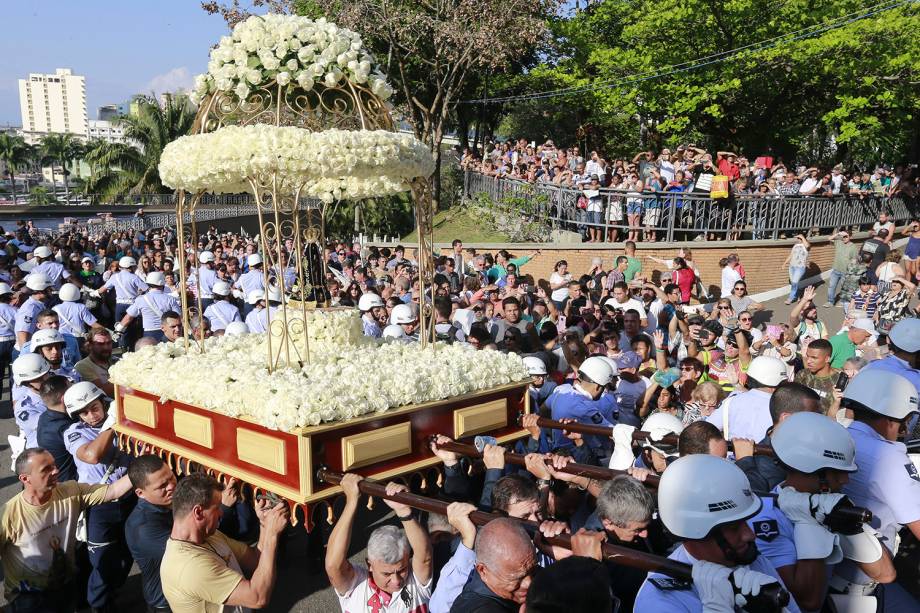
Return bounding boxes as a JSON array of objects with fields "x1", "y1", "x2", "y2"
[
  {"x1": 0, "y1": 133, "x2": 32, "y2": 203},
  {"x1": 40, "y1": 133, "x2": 83, "y2": 201},
  {"x1": 29, "y1": 186, "x2": 55, "y2": 206}
]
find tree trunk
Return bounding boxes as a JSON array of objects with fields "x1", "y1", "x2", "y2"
[
  {"x1": 61, "y1": 158, "x2": 70, "y2": 202},
  {"x1": 8, "y1": 170, "x2": 16, "y2": 203}
]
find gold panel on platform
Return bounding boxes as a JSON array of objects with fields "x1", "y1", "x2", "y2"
[
  {"x1": 454, "y1": 399, "x2": 508, "y2": 439},
  {"x1": 173, "y1": 409, "x2": 214, "y2": 448},
  {"x1": 122, "y1": 394, "x2": 157, "y2": 428},
  {"x1": 342, "y1": 422, "x2": 412, "y2": 471},
  {"x1": 237, "y1": 429, "x2": 287, "y2": 475}
]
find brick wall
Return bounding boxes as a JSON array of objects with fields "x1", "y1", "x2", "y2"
[{"x1": 377, "y1": 234, "x2": 879, "y2": 296}]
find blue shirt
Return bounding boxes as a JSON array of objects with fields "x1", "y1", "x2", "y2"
[
  {"x1": 234, "y1": 269, "x2": 265, "y2": 296},
  {"x1": 31, "y1": 261, "x2": 69, "y2": 289},
  {"x1": 53, "y1": 302, "x2": 96, "y2": 336},
  {"x1": 0, "y1": 303, "x2": 17, "y2": 339},
  {"x1": 102, "y1": 270, "x2": 148, "y2": 303},
  {"x1": 14, "y1": 297, "x2": 45, "y2": 337},
  {"x1": 13, "y1": 386, "x2": 47, "y2": 448},
  {"x1": 194, "y1": 266, "x2": 218, "y2": 299},
  {"x1": 125, "y1": 499, "x2": 173, "y2": 608},
  {"x1": 126, "y1": 289, "x2": 181, "y2": 331},
  {"x1": 527, "y1": 380, "x2": 557, "y2": 412},
  {"x1": 429, "y1": 542, "x2": 475, "y2": 613},
  {"x1": 546, "y1": 384, "x2": 618, "y2": 453},
  {"x1": 63, "y1": 422, "x2": 129, "y2": 484},
  {"x1": 203, "y1": 300, "x2": 241, "y2": 331},
  {"x1": 37, "y1": 409, "x2": 78, "y2": 482}
]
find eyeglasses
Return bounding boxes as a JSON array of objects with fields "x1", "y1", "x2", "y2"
[
  {"x1": 733, "y1": 287, "x2": 745, "y2": 292},
  {"x1": 739, "y1": 317, "x2": 752, "y2": 322}
]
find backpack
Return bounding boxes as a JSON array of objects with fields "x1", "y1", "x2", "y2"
[{"x1": 435, "y1": 323, "x2": 459, "y2": 344}]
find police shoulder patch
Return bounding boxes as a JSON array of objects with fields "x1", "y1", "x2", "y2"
[
  {"x1": 754, "y1": 519, "x2": 780, "y2": 542},
  {"x1": 650, "y1": 578, "x2": 692, "y2": 591},
  {"x1": 590, "y1": 412, "x2": 604, "y2": 424},
  {"x1": 67, "y1": 432, "x2": 82, "y2": 442},
  {"x1": 905, "y1": 463, "x2": 920, "y2": 482},
  {"x1": 17, "y1": 411, "x2": 29, "y2": 422}
]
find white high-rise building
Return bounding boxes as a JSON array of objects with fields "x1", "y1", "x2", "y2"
[{"x1": 18, "y1": 68, "x2": 87, "y2": 143}]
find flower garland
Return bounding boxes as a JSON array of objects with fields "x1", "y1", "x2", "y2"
[
  {"x1": 158, "y1": 125, "x2": 434, "y2": 203},
  {"x1": 110, "y1": 335, "x2": 529, "y2": 431},
  {"x1": 190, "y1": 14, "x2": 393, "y2": 105}
]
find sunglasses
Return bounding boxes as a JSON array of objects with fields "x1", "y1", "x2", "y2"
[
  {"x1": 680, "y1": 366, "x2": 696, "y2": 371},
  {"x1": 733, "y1": 287, "x2": 745, "y2": 291},
  {"x1": 719, "y1": 305, "x2": 731, "y2": 309},
  {"x1": 739, "y1": 317, "x2": 752, "y2": 322}
]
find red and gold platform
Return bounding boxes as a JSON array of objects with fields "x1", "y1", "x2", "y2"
[{"x1": 114, "y1": 381, "x2": 529, "y2": 526}]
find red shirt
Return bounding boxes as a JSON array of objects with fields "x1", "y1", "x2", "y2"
[{"x1": 717, "y1": 156, "x2": 740, "y2": 180}]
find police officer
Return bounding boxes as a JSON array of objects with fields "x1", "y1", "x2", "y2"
[
  {"x1": 610, "y1": 411, "x2": 683, "y2": 473},
  {"x1": 224, "y1": 321, "x2": 250, "y2": 336},
  {"x1": 94, "y1": 256, "x2": 149, "y2": 332},
  {"x1": 839, "y1": 369, "x2": 920, "y2": 611},
  {"x1": 11, "y1": 353, "x2": 51, "y2": 450},
  {"x1": 546, "y1": 355, "x2": 618, "y2": 457},
  {"x1": 30, "y1": 244, "x2": 73, "y2": 290},
  {"x1": 194, "y1": 250, "x2": 218, "y2": 311},
  {"x1": 0, "y1": 282, "x2": 18, "y2": 396},
  {"x1": 635, "y1": 454, "x2": 802, "y2": 612},
  {"x1": 203, "y1": 281, "x2": 241, "y2": 333},
  {"x1": 63, "y1": 381, "x2": 133, "y2": 613},
  {"x1": 382, "y1": 323, "x2": 410, "y2": 341},
  {"x1": 358, "y1": 292, "x2": 386, "y2": 338},
  {"x1": 234, "y1": 253, "x2": 265, "y2": 319},
  {"x1": 389, "y1": 303, "x2": 420, "y2": 341},
  {"x1": 861, "y1": 317, "x2": 920, "y2": 403},
  {"x1": 523, "y1": 356, "x2": 557, "y2": 414},
  {"x1": 750, "y1": 411, "x2": 894, "y2": 611},
  {"x1": 53, "y1": 282, "x2": 97, "y2": 338},
  {"x1": 244, "y1": 286, "x2": 282, "y2": 333},
  {"x1": 31, "y1": 328, "x2": 81, "y2": 381},
  {"x1": 116, "y1": 271, "x2": 180, "y2": 343},
  {"x1": 35, "y1": 374, "x2": 77, "y2": 482},
  {"x1": 14, "y1": 272, "x2": 53, "y2": 350}
]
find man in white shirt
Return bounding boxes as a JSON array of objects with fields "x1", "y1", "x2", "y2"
[
  {"x1": 585, "y1": 151, "x2": 602, "y2": 179},
  {"x1": 870, "y1": 211, "x2": 896, "y2": 244},
  {"x1": 706, "y1": 356, "x2": 787, "y2": 441},
  {"x1": 603, "y1": 282, "x2": 647, "y2": 328},
  {"x1": 798, "y1": 168, "x2": 821, "y2": 195}
]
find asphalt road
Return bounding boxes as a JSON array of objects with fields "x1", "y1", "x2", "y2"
[{"x1": 0, "y1": 288, "x2": 910, "y2": 611}]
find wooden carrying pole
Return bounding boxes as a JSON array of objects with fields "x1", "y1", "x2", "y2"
[
  {"x1": 316, "y1": 468, "x2": 790, "y2": 610},
  {"x1": 528, "y1": 416, "x2": 776, "y2": 457}
]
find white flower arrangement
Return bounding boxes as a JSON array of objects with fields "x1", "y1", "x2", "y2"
[
  {"x1": 158, "y1": 124, "x2": 434, "y2": 203},
  {"x1": 191, "y1": 14, "x2": 394, "y2": 105},
  {"x1": 282, "y1": 307, "x2": 369, "y2": 349},
  {"x1": 110, "y1": 333, "x2": 529, "y2": 432}
]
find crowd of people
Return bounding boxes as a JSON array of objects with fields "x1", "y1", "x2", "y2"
[
  {"x1": 460, "y1": 140, "x2": 918, "y2": 242},
  {"x1": 0, "y1": 215, "x2": 919, "y2": 612}
]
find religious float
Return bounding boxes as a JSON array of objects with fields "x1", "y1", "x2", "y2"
[{"x1": 110, "y1": 14, "x2": 530, "y2": 528}]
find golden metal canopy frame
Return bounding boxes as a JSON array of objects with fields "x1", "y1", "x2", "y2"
[{"x1": 173, "y1": 79, "x2": 436, "y2": 369}]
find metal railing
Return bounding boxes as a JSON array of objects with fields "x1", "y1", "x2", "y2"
[{"x1": 463, "y1": 171, "x2": 916, "y2": 242}]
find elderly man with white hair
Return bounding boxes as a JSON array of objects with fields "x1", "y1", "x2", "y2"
[{"x1": 325, "y1": 473, "x2": 433, "y2": 612}]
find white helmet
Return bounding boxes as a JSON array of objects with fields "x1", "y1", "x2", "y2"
[
  {"x1": 771, "y1": 412, "x2": 857, "y2": 473},
  {"x1": 746, "y1": 355, "x2": 787, "y2": 387},
  {"x1": 382, "y1": 324, "x2": 409, "y2": 340},
  {"x1": 390, "y1": 303, "x2": 417, "y2": 325},
  {"x1": 33, "y1": 245, "x2": 53, "y2": 259},
  {"x1": 640, "y1": 412, "x2": 684, "y2": 458},
  {"x1": 12, "y1": 353, "x2": 50, "y2": 385},
  {"x1": 0, "y1": 282, "x2": 14, "y2": 296},
  {"x1": 247, "y1": 253, "x2": 263, "y2": 267},
  {"x1": 597, "y1": 355, "x2": 620, "y2": 376},
  {"x1": 64, "y1": 381, "x2": 106, "y2": 417},
  {"x1": 145, "y1": 271, "x2": 166, "y2": 287},
  {"x1": 657, "y1": 455, "x2": 762, "y2": 539},
  {"x1": 358, "y1": 293, "x2": 385, "y2": 312},
  {"x1": 58, "y1": 283, "x2": 81, "y2": 302},
  {"x1": 246, "y1": 289, "x2": 266, "y2": 305},
  {"x1": 198, "y1": 251, "x2": 215, "y2": 264},
  {"x1": 224, "y1": 321, "x2": 250, "y2": 336},
  {"x1": 119, "y1": 256, "x2": 137, "y2": 269},
  {"x1": 25, "y1": 273, "x2": 52, "y2": 292},
  {"x1": 523, "y1": 356, "x2": 547, "y2": 376},
  {"x1": 212, "y1": 281, "x2": 232, "y2": 296},
  {"x1": 888, "y1": 318, "x2": 920, "y2": 353},
  {"x1": 578, "y1": 355, "x2": 615, "y2": 387},
  {"x1": 266, "y1": 286, "x2": 284, "y2": 303},
  {"x1": 842, "y1": 369, "x2": 920, "y2": 420},
  {"x1": 31, "y1": 328, "x2": 65, "y2": 351}
]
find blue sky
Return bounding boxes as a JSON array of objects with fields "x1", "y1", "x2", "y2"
[{"x1": 0, "y1": 1, "x2": 237, "y2": 125}]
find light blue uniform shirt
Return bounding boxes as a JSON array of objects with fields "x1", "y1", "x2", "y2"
[
  {"x1": 428, "y1": 543, "x2": 475, "y2": 613},
  {"x1": 126, "y1": 289, "x2": 180, "y2": 331},
  {"x1": 0, "y1": 303, "x2": 18, "y2": 340},
  {"x1": 63, "y1": 421, "x2": 129, "y2": 484},
  {"x1": 21, "y1": 338, "x2": 81, "y2": 371},
  {"x1": 245, "y1": 306, "x2": 279, "y2": 334},
  {"x1": 362, "y1": 314, "x2": 382, "y2": 338},
  {"x1": 194, "y1": 266, "x2": 218, "y2": 299},
  {"x1": 53, "y1": 302, "x2": 97, "y2": 336},
  {"x1": 748, "y1": 486, "x2": 799, "y2": 571},
  {"x1": 635, "y1": 544, "x2": 801, "y2": 613},
  {"x1": 706, "y1": 388, "x2": 774, "y2": 442},
  {"x1": 101, "y1": 270, "x2": 148, "y2": 303},
  {"x1": 234, "y1": 269, "x2": 265, "y2": 296},
  {"x1": 13, "y1": 386, "x2": 47, "y2": 448},
  {"x1": 14, "y1": 297, "x2": 45, "y2": 338},
  {"x1": 31, "y1": 261, "x2": 69, "y2": 289},
  {"x1": 203, "y1": 300, "x2": 241, "y2": 332},
  {"x1": 546, "y1": 383, "x2": 618, "y2": 451}
]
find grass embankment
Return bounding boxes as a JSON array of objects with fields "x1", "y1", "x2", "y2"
[{"x1": 402, "y1": 207, "x2": 510, "y2": 243}]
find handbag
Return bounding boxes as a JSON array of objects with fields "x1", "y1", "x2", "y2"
[{"x1": 710, "y1": 175, "x2": 730, "y2": 199}]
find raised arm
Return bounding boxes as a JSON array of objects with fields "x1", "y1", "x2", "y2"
[
  {"x1": 225, "y1": 501, "x2": 288, "y2": 608},
  {"x1": 381, "y1": 482, "x2": 433, "y2": 585},
  {"x1": 324, "y1": 473, "x2": 362, "y2": 594}
]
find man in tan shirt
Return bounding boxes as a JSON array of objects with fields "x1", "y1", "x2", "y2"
[
  {"x1": 161, "y1": 473, "x2": 289, "y2": 612},
  {"x1": 0, "y1": 447, "x2": 133, "y2": 611},
  {"x1": 74, "y1": 329, "x2": 115, "y2": 397}
]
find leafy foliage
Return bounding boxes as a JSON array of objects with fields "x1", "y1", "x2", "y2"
[
  {"x1": 467, "y1": 188, "x2": 552, "y2": 242},
  {"x1": 0, "y1": 134, "x2": 34, "y2": 200}
]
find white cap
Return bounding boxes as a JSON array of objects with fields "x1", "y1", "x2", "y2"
[
  {"x1": 771, "y1": 412, "x2": 857, "y2": 473},
  {"x1": 58, "y1": 283, "x2": 81, "y2": 302},
  {"x1": 246, "y1": 289, "x2": 265, "y2": 305},
  {"x1": 0, "y1": 282, "x2": 13, "y2": 296},
  {"x1": 657, "y1": 455, "x2": 762, "y2": 539},
  {"x1": 31, "y1": 328, "x2": 65, "y2": 351},
  {"x1": 851, "y1": 318, "x2": 877, "y2": 338},
  {"x1": 81, "y1": 256, "x2": 95, "y2": 264},
  {"x1": 145, "y1": 271, "x2": 166, "y2": 287},
  {"x1": 247, "y1": 253, "x2": 263, "y2": 267},
  {"x1": 522, "y1": 356, "x2": 547, "y2": 376},
  {"x1": 746, "y1": 355, "x2": 788, "y2": 387},
  {"x1": 25, "y1": 273, "x2": 52, "y2": 292},
  {"x1": 266, "y1": 286, "x2": 283, "y2": 303},
  {"x1": 33, "y1": 246, "x2": 52, "y2": 259},
  {"x1": 390, "y1": 303, "x2": 417, "y2": 325},
  {"x1": 224, "y1": 321, "x2": 250, "y2": 336},
  {"x1": 212, "y1": 281, "x2": 232, "y2": 296},
  {"x1": 383, "y1": 324, "x2": 409, "y2": 340},
  {"x1": 888, "y1": 318, "x2": 920, "y2": 352},
  {"x1": 199, "y1": 251, "x2": 215, "y2": 264},
  {"x1": 578, "y1": 355, "x2": 615, "y2": 387},
  {"x1": 119, "y1": 256, "x2": 137, "y2": 269},
  {"x1": 842, "y1": 369, "x2": 920, "y2": 420},
  {"x1": 640, "y1": 412, "x2": 684, "y2": 458},
  {"x1": 64, "y1": 381, "x2": 106, "y2": 417},
  {"x1": 12, "y1": 353, "x2": 50, "y2": 385},
  {"x1": 358, "y1": 293, "x2": 385, "y2": 312}
]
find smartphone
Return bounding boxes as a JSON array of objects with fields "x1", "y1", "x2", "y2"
[{"x1": 834, "y1": 371, "x2": 850, "y2": 392}]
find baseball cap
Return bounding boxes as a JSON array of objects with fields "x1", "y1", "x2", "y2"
[
  {"x1": 614, "y1": 351, "x2": 641, "y2": 370},
  {"x1": 851, "y1": 318, "x2": 877, "y2": 337},
  {"x1": 888, "y1": 319, "x2": 920, "y2": 352}
]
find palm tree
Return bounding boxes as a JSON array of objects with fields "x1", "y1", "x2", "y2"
[
  {"x1": 40, "y1": 133, "x2": 82, "y2": 201},
  {"x1": 0, "y1": 133, "x2": 32, "y2": 203},
  {"x1": 86, "y1": 94, "x2": 195, "y2": 202}
]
